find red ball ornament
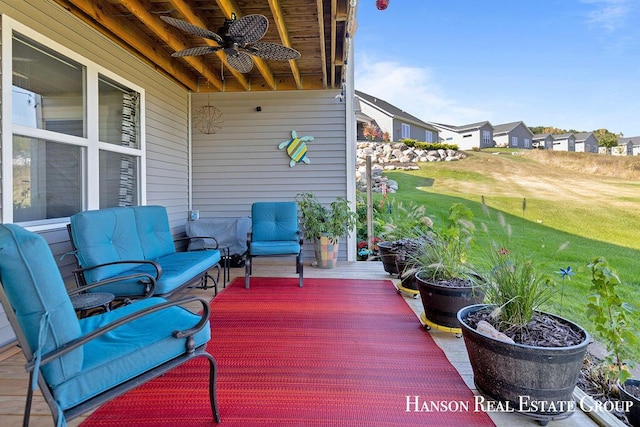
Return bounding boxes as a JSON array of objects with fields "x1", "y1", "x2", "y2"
[{"x1": 376, "y1": 0, "x2": 389, "y2": 11}]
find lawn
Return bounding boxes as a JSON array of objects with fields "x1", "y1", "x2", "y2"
[{"x1": 369, "y1": 149, "x2": 640, "y2": 362}]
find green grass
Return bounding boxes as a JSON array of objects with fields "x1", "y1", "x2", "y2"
[{"x1": 369, "y1": 150, "x2": 640, "y2": 362}]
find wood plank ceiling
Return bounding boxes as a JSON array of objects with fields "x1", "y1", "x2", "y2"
[{"x1": 51, "y1": 0, "x2": 357, "y2": 93}]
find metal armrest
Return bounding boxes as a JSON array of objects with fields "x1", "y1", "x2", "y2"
[
  {"x1": 176, "y1": 235, "x2": 219, "y2": 250},
  {"x1": 27, "y1": 297, "x2": 210, "y2": 372},
  {"x1": 68, "y1": 272, "x2": 157, "y2": 299},
  {"x1": 73, "y1": 259, "x2": 162, "y2": 280}
]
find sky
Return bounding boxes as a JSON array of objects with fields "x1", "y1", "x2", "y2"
[{"x1": 354, "y1": 0, "x2": 640, "y2": 137}]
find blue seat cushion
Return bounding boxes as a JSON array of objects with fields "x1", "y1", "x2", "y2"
[
  {"x1": 87, "y1": 250, "x2": 221, "y2": 296},
  {"x1": 251, "y1": 202, "x2": 299, "y2": 242},
  {"x1": 0, "y1": 224, "x2": 82, "y2": 387},
  {"x1": 133, "y1": 206, "x2": 176, "y2": 259},
  {"x1": 52, "y1": 297, "x2": 211, "y2": 410},
  {"x1": 250, "y1": 241, "x2": 301, "y2": 256},
  {"x1": 70, "y1": 208, "x2": 145, "y2": 283}
]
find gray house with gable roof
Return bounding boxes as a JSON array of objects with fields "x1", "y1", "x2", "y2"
[
  {"x1": 493, "y1": 121, "x2": 534, "y2": 149},
  {"x1": 574, "y1": 132, "x2": 599, "y2": 153},
  {"x1": 355, "y1": 90, "x2": 439, "y2": 143}
]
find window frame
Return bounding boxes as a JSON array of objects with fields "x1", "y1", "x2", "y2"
[
  {"x1": 1, "y1": 16, "x2": 146, "y2": 229},
  {"x1": 401, "y1": 123, "x2": 410, "y2": 139}
]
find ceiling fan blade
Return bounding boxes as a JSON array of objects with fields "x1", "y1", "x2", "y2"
[
  {"x1": 171, "y1": 46, "x2": 222, "y2": 57},
  {"x1": 229, "y1": 14, "x2": 268, "y2": 44},
  {"x1": 245, "y1": 42, "x2": 301, "y2": 61},
  {"x1": 226, "y1": 51, "x2": 254, "y2": 73},
  {"x1": 161, "y1": 16, "x2": 223, "y2": 44}
]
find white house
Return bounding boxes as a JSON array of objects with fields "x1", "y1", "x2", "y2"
[
  {"x1": 552, "y1": 133, "x2": 576, "y2": 152},
  {"x1": 615, "y1": 137, "x2": 640, "y2": 155},
  {"x1": 427, "y1": 121, "x2": 495, "y2": 150}
]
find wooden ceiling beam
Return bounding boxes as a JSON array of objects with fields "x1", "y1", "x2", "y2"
[
  {"x1": 316, "y1": 0, "x2": 328, "y2": 89},
  {"x1": 120, "y1": 0, "x2": 224, "y2": 91},
  {"x1": 169, "y1": 0, "x2": 251, "y2": 91},
  {"x1": 54, "y1": 0, "x2": 199, "y2": 91},
  {"x1": 215, "y1": 0, "x2": 276, "y2": 90},
  {"x1": 267, "y1": 0, "x2": 302, "y2": 90}
]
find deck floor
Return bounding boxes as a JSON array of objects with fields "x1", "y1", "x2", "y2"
[{"x1": 0, "y1": 259, "x2": 600, "y2": 426}]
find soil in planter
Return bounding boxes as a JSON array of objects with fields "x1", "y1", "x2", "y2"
[
  {"x1": 427, "y1": 277, "x2": 475, "y2": 288},
  {"x1": 464, "y1": 307, "x2": 584, "y2": 347},
  {"x1": 578, "y1": 352, "x2": 633, "y2": 426}
]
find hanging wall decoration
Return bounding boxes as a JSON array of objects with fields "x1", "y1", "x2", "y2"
[
  {"x1": 194, "y1": 103, "x2": 224, "y2": 134},
  {"x1": 278, "y1": 130, "x2": 314, "y2": 167}
]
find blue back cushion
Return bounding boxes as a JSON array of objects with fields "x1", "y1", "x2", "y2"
[
  {"x1": 70, "y1": 208, "x2": 144, "y2": 282},
  {"x1": 251, "y1": 202, "x2": 299, "y2": 242},
  {"x1": 0, "y1": 224, "x2": 82, "y2": 386},
  {"x1": 133, "y1": 206, "x2": 175, "y2": 259}
]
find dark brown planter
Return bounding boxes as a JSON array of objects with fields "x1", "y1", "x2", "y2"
[
  {"x1": 395, "y1": 259, "x2": 418, "y2": 290},
  {"x1": 377, "y1": 241, "x2": 399, "y2": 275},
  {"x1": 415, "y1": 271, "x2": 484, "y2": 329},
  {"x1": 458, "y1": 304, "x2": 590, "y2": 425},
  {"x1": 619, "y1": 379, "x2": 640, "y2": 427}
]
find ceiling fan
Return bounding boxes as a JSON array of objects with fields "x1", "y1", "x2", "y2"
[{"x1": 161, "y1": 14, "x2": 300, "y2": 74}]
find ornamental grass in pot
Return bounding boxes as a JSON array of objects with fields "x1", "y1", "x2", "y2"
[
  {"x1": 457, "y1": 215, "x2": 590, "y2": 425},
  {"x1": 410, "y1": 203, "x2": 485, "y2": 329}
]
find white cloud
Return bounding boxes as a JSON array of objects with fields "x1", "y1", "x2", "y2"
[
  {"x1": 354, "y1": 54, "x2": 487, "y2": 126},
  {"x1": 582, "y1": 0, "x2": 632, "y2": 32}
]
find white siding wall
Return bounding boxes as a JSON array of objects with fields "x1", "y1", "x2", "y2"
[
  {"x1": 357, "y1": 102, "x2": 393, "y2": 137},
  {"x1": 190, "y1": 90, "x2": 351, "y2": 260}
]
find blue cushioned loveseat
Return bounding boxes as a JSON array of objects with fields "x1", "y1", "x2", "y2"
[
  {"x1": 0, "y1": 223, "x2": 219, "y2": 426},
  {"x1": 69, "y1": 206, "x2": 221, "y2": 298}
]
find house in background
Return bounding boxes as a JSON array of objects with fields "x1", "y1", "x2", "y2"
[
  {"x1": 493, "y1": 121, "x2": 533, "y2": 149},
  {"x1": 532, "y1": 133, "x2": 555, "y2": 150},
  {"x1": 574, "y1": 132, "x2": 599, "y2": 153},
  {"x1": 354, "y1": 90, "x2": 439, "y2": 143},
  {"x1": 552, "y1": 133, "x2": 576, "y2": 151},
  {"x1": 615, "y1": 137, "x2": 640, "y2": 155},
  {"x1": 428, "y1": 121, "x2": 495, "y2": 150},
  {"x1": 611, "y1": 137, "x2": 640, "y2": 156}
]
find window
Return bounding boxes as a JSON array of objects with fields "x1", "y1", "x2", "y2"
[
  {"x1": 524, "y1": 138, "x2": 531, "y2": 148},
  {"x1": 425, "y1": 131, "x2": 433, "y2": 143},
  {"x1": 401, "y1": 123, "x2": 410, "y2": 139},
  {"x1": 482, "y1": 130, "x2": 491, "y2": 146},
  {"x1": 511, "y1": 136, "x2": 518, "y2": 147},
  {"x1": 3, "y1": 22, "x2": 145, "y2": 226}
]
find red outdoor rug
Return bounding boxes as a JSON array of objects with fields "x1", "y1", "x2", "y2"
[{"x1": 81, "y1": 277, "x2": 494, "y2": 426}]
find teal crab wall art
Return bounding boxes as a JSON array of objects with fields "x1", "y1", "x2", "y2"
[{"x1": 278, "y1": 130, "x2": 313, "y2": 167}]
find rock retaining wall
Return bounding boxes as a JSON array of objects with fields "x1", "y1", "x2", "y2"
[{"x1": 356, "y1": 141, "x2": 466, "y2": 193}]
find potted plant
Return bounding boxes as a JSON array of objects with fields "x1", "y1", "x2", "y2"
[
  {"x1": 376, "y1": 201, "x2": 432, "y2": 276},
  {"x1": 586, "y1": 257, "x2": 639, "y2": 426},
  {"x1": 410, "y1": 203, "x2": 485, "y2": 330},
  {"x1": 295, "y1": 192, "x2": 357, "y2": 269},
  {"x1": 456, "y1": 237, "x2": 590, "y2": 425}
]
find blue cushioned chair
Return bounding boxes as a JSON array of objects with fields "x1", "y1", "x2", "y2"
[
  {"x1": 245, "y1": 202, "x2": 303, "y2": 289},
  {"x1": 0, "y1": 224, "x2": 220, "y2": 426}
]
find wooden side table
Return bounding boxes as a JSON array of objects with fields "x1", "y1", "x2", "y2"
[{"x1": 71, "y1": 292, "x2": 115, "y2": 318}]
